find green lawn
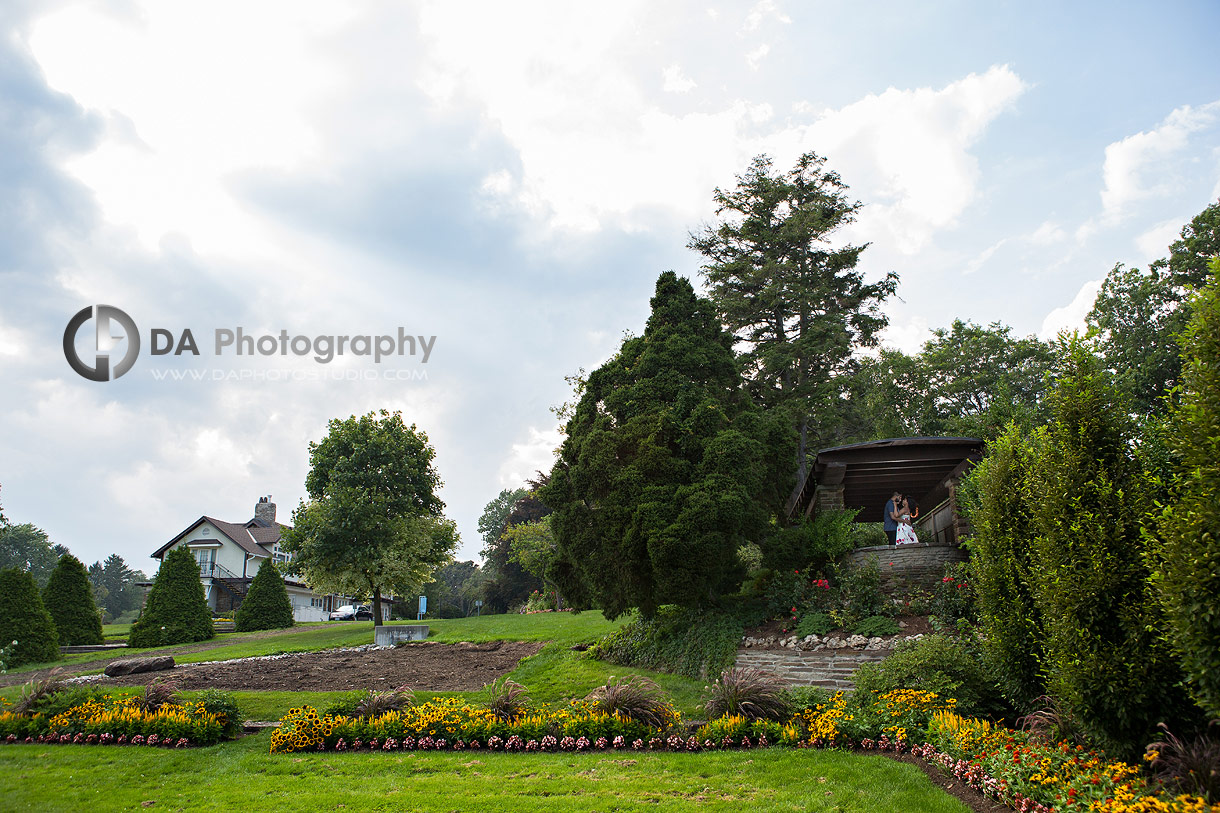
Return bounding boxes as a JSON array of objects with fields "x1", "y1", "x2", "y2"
[
  {"x1": 3, "y1": 612, "x2": 709, "y2": 719},
  {"x1": 0, "y1": 733, "x2": 970, "y2": 812}
]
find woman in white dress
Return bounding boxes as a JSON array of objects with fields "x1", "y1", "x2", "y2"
[{"x1": 895, "y1": 495, "x2": 920, "y2": 545}]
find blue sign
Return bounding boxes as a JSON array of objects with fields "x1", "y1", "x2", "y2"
[{"x1": 418, "y1": 595, "x2": 427, "y2": 620}]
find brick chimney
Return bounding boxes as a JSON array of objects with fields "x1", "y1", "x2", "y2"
[{"x1": 255, "y1": 495, "x2": 276, "y2": 525}]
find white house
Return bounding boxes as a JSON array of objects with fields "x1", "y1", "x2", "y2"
[{"x1": 149, "y1": 496, "x2": 376, "y2": 622}]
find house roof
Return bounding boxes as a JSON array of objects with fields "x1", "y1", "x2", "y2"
[
  {"x1": 813, "y1": 437, "x2": 984, "y2": 520},
  {"x1": 151, "y1": 515, "x2": 290, "y2": 560}
]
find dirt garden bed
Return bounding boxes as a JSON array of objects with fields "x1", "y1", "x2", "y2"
[{"x1": 92, "y1": 641, "x2": 545, "y2": 693}]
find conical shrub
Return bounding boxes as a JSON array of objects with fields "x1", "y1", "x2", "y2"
[
  {"x1": 234, "y1": 559, "x2": 294, "y2": 631},
  {"x1": 0, "y1": 567, "x2": 60, "y2": 667},
  {"x1": 42, "y1": 554, "x2": 104, "y2": 646},
  {"x1": 129, "y1": 546, "x2": 214, "y2": 648}
]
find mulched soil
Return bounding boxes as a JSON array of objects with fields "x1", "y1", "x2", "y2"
[{"x1": 92, "y1": 641, "x2": 545, "y2": 693}]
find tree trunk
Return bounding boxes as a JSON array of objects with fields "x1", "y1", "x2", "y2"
[{"x1": 369, "y1": 578, "x2": 382, "y2": 627}]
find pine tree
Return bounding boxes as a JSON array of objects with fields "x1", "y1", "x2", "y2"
[
  {"x1": 42, "y1": 554, "x2": 104, "y2": 646},
  {"x1": 234, "y1": 559, "x2": 294, "y2": 631},
  {"x1": 0, "y1": 567, "x2": 59, "y2": 667},
  {"x1": 128, "y1": 546, "x2": 214, "y2": 648}
]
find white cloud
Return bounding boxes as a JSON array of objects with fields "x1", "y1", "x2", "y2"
[
  {"x1": 746, "y1": 44, "x2": 770, "y2": 70},
  {"x1": 879, "y1": 315, "x2": 932, "y2": 355},
  {"x1": 497, "y1": 426, "x2": 563, "y2": 489},
  {"x1": 662, "y1": 65, "x2": 697, "y2": 93},
  {"x1": 28, "y1": 1, "x2": 348, "y2": 258},
  {"x1": 1029, "y1": 221, "x2": 1067, "y2": 245},
  {"x1": 745, "y1": 0, "x2": 791, "y2": 30},
  {"x1": 1135, "y1": 218, "x2": 1185, "y2": 264},
  {"x1": 800, "y1": 66, "x2": 1028, "y2": 255},
  {"x1": 964, "y1": 238, "x2": 1008, "y2": 275},
  {"x1": 1039, "y1": 278, "x2": 1102, "y2": 340},
  {"x1": 1098, "y1": 101, "x2": 1220, "y2": 224}
]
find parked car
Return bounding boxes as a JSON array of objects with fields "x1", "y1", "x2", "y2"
[{"x1": 329, "y1": 604, "x2": 373, "y2": 621}]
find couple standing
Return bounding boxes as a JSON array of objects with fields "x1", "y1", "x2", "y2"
[{"x1": 883, "y1": 491, "x2": 919, "y2": 546}]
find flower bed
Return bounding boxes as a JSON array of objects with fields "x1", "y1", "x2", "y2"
[
  {"x1": 0, "y1": 692, "x2": 237, "y2": 747},
  {"x1": 266, "y1": 690, "x2": 1219, "y2": 813}
]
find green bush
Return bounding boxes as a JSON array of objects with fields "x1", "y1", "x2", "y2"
[
  {"x1": 42, "y1": 554, "x2": 104, "y2": 646},
  {"x1": 832, "y1": 557, "x2": 889, "y2": 626},
  {"x1": 234, "y1": 559, "x2": 294, "y2": 632},
  {"x1": 794, "y1": 611, "x2": 833, "y2": 637},
  {"x1": 959, "y1": 423, "x2": 1046, "y2": 711},
  {"x1": 1027, "y1": 339, "x2": 1190, "y2": 758},
  {"x1": 851, "y1": 633, "x2": 1004, "y2": 719},
  {"x1": 128, "y1": 547, "x2": 214, "y2": 648},
  {"x1": 929, "y1": 561, "x2": 977, "y2": 626},
  {"x1": 0, "y1": 567, "x2": 59, "y2": 667},
  {"x1": 195, "y1": 689, "x2": 244, "y2": 738},
  {"x1": 761, "y1": 509, "x2": 857, "y2": 575},
  {"x1": 1152, "y1": 264, "x2": 1220, "y2": 721},
  {"x1": 786, "y1": 685, "x2": 833, "y2": 712},
  {"x1": 852, "y1": 616, "x2": 900, "y2": 637},
  {"x1": 587, "y1": 605, "x2": 742, "y2": 679}
]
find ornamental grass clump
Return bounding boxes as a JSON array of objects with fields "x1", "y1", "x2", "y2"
[
  {"x1": 352, "y1": 687, "x2": 414, "y2": 718},
  {"x1": 11, "y1": 668, "x2": 66, "y2": 715},
  {"x1": 484, "y1": 677, "x2": 529, "y2": 722},
  {"x1": 584, "y1": 675, "x2": 676, "y2": 730},
  {"x1": 139, "y1": 677, "x2": 181, "y2": 713},
  {"x1": 703, "y1": 666, "x2": 792, "y2": 722},
  {"x1": 1145, "y1": 723, "x2": 1220, "y2": 804}
]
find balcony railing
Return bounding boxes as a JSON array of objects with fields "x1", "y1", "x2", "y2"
[{"x1": 198, "y1": 561, "x2": 241, "y2": 580}]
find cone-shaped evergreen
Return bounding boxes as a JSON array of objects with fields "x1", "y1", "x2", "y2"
[
  {"x1": 0, "y1": 567, "x2": 59, "y2": 667},
  {"x1": 234, "y1": 559, "x2": 294, "y2": 631},
  {"x1": 129, "y1": 546, "x2": 214, "y2": 648},
  {"x1": 42, "y1": 554, "x2": 104, "y2": 646},
  {"x1": 542, "y1": 272, "x2": 788, "y2": 619}
]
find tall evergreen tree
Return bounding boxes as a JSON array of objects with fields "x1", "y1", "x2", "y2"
[
  {"x1": 0, "y1": 567, "x2": 59, "y2": 667},
  {"x1": 42, "y1": 554, "x2": 104, "y2": 646},
  {"x1": 234, "y1": 559, "x2": 294, "y2": 632},
  {"x1": 688, "y1": 152, "x2": 897, "y2": 501},
  {"x1": 960, "y1": 426, "x2": 1046, "y2": 710},
  {"x1": 542, "y1": 272, "x2": 787, "y2": 619},
  {"x1": 1151, "y1": 262, "x2": 1220, "y2": 720},
  {"x1": 129, "y1": 546, "x2": 214, "y2": 648},
  {"x1": 1027, "y1": 339, "x2": 1189, "y2": 757}
]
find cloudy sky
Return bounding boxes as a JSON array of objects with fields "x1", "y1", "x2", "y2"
[{"x1": 1, "y1": 0, "x2": 1218, "y2": 572}]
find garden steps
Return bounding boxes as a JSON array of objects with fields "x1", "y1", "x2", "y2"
[{"x1": 734, "y1": 648, "x2": 890, "y2": 691}]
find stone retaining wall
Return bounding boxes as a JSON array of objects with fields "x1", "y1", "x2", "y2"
[
  {"x1": 844, "y1": 544, "x2": 967, "y2": 592},
  {"x1": 735, "y1": 649, "x2": 889, "y2": 691}
]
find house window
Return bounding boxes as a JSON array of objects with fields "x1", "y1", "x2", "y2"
[
  {"x1": 194, "y1": 548, "x2": 216, "y2": 575},
  {"x1": 271, "y1": 543, "x2": 293, "y2": 565}
]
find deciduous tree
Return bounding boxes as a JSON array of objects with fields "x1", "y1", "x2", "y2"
[{"x1": 281, "y1": 411, "x2": 455, "y2": 625}]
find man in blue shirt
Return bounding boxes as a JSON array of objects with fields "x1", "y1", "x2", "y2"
[{"x1": 883, "y1": 490, "x2": 902, "y2": 545}]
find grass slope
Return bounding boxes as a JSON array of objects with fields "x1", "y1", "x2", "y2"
[{"x1": 0, "y1": 734, "x2": 970, "y2": 812}]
